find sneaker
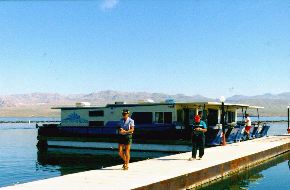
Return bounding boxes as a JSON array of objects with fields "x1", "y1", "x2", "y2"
[
  {"x1": 123, "y1": 165, "x2": 129, "y2": 170},
  {"x1": 188, "y1": 157, "x2": 196, "y2": 161},
  {"x1": 198, "y1": 157, "x2": 203, "y2": 160}
]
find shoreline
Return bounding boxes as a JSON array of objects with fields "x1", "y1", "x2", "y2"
[{"x1": 0, "y1": 116, "x2": 288, "y2": 124}]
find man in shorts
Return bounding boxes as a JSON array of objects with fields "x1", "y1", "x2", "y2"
[
  {"x1": 244, "y1": 113, "x2": 251, "y2": 140},
  {"x1": 118, "y1": 109, "x2": 135, "y2": 170}
]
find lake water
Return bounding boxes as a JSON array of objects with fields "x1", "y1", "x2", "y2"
[
  {"x1": 0, "y1": 117, "x2": 289, "y2": 188},
  {"x1": 196, "y1": 152, "x2": 290, "y2": 190},
  {"x1": 0, "y1": 120, "x2": 171, "y2": 188}
]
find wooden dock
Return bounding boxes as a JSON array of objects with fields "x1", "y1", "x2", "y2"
[{"x1": 1, "y1": 135, "x2": 290, "y2": 190}]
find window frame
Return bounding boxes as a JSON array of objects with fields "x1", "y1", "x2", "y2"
[
  {"x1": 131, "y1": 112, "x2": 153, "y2": 125},
  {"x1": 164, "y1": 112, "x2": 173, "y2": 124},
  {"x1": 89, "y1": 110, "x2": 104, "y2": 117},
  {"x1": 89, "y1": 121, "x2": 104, "y2": 127},
  {"x1": 155, "y1": 112, "x2": 164, "y2": 124}
]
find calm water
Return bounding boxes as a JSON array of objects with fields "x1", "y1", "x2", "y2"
[
  {"x1": 0, "y1": 117, "x2": 288, "y2": 188},
  {"x1": 196, "y1": 152, "x2": 290, "y2": 190},
  {"x1": 0, "y1": 120, "x2": 171, "y2": 188}
]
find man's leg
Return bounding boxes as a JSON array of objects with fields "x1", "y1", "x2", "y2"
[
  {"x1": 118, "y1": 144, "x2": 126, "y2": 163},
  {"x1": 192, "y1": 135, "x2": 197, "y2": 158},
  {"x1": 125, "y1": 144, "x2": 131, "y2": 167},
  {"x1": 243, "y1": 131, "x2": 248, "y2": 140},
  {"x1": 245, "y1": 130, "x2": 250, "y2": 140},
  {"x1": 248, "y1": 127, "x2": 252, "y2": 139},
  {"x1": 199, "y1": 135, "x2": 205, "y2": 158}
]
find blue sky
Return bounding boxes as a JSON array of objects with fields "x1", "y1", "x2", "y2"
[{"x1": 0, "y1": 0, "x2": 289, "y2": 98}]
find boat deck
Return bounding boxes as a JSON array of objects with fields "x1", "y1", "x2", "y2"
[{"x1": 2, "y1": 135, "x2": 290, "y2": 190}]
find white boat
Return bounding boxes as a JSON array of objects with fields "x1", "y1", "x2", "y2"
[{"x1": 37, "y1": 101, "x2": 269, "y2": 152}]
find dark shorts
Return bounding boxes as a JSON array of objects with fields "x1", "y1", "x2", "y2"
[{"x1": 118, "y1": 134, "x2": 132, "y2": 145}]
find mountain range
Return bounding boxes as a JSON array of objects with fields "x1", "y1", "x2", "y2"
[{"x1": 0, "y1": 90, "x2": 289, "y2": 117}]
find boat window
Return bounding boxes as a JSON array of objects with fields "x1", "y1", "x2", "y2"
[
  {"x1": 164, "y1": 112, "x2": 172, "y2": 124},
  {"x1": 202, "y1": 110, "x2": 208, "y2": 122},
  {"x1": 89, "y1": 110, "x2": 104, "y2": 117},
  {"x1": 227, "y1": 111, "x2": 235, "y2": 123},
  {"x1": 155, "y1": 112, "x2": 164, "y2": 123},
  {"x1": 131, "y1": 112, "x2": 153, "y2": 124},
  {"x1": 89, "y1": 121, "x2": 104, "y2": 127},
  {"x1": 207, "y1": 109, "x2": 218, "y2": 126},
  {"x1": 177, "y1": 109, "x2": 183, "y2": 123},
  {"x1": 189, "y1": 109, "x2": 196, "y2": 125}
]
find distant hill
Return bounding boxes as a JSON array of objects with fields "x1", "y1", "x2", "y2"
[
  {"x1": 0, "y1": 91, "x2": 289, "y2": 117},
  {"x1": 227, "y1": 92, "x2": 290, "y2": 101},
  {"x1": 226, "y1": 92, "x2": 290, "y2": 117}
]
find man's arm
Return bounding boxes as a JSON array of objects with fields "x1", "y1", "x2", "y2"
[
  {"x1": 119, "y1": 128, "x2": 126, "y2": 134},
  {"x1": 196, "y1": 127, "x2": 207, "y2": 132},
  {"x1": 126, "y1": 126, "x2": 134, "y2": 134},
  {"x1": 197, "y1": 121, "x2": 207, "y2": 132},
  {"x1": 245, "y1": 119, "x2": 249, "y2": 126},
  {"x1": 126, "y1": 120, "x2": 135, "y2": 134},
  {"x1": 118, "y1": 122, "x2": 126, "y2": 135}
]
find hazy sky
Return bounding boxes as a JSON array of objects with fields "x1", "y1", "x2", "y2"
[{"x1": 0, "y1": 0, "x2": 289, "y2": 98}]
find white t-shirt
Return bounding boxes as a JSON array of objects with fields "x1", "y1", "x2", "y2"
[
  {"x1": 245, "y1": 117, "x2": 251, "y2": 126},
  {"x1": 119, "y1": 117, "x2": 135, "y2": 135}
]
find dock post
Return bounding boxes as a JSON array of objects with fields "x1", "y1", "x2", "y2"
[
  {"x1": 287, "y1": 106, "x2": 290, "y2": 134},
  {"x1": 220, "y1": 96, "x2": 227, "y2": 146}
]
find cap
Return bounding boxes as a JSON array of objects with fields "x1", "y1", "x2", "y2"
[
  {"x1": 194, "y1": 115, "x2": 201, "y2": 123},
  {"x1": 122, "y1": 109, "x2": 130, "y2": 115}
]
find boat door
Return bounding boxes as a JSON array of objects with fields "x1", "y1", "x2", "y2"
[{"x1": 183, "y1": 108, "x2": 196, "y2": 139}]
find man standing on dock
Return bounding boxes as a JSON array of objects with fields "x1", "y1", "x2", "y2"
[
  {"x1": 118, "y1": 109, "x2": 135, "y2": 170},
  {"x1": 189, "y1": 111, "x2": 207, "y2": 161},
  {"x1": 244, "y1": 114, "x2": 252, "y2": 140}
]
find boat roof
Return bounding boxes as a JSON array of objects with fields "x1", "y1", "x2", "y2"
[
  {"x1": 175, "y1": 102, "x2": 263, "y2": 109},
  {"x1": 52, "y1": 102, "x2": 264, "y2": 109}
]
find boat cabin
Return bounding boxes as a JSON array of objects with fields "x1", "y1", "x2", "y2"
[
  {"x1": 53, "y1": 102, "x2": 242, "y2": 128},
  {"x1": 36, "y1": 101, "x2": 269, "y2": 151},
  {"x1": 49, "y1": 102, "x2": 263, "y2": 142}
]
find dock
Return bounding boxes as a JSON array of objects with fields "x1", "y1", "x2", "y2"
[{"x1": 2, "y1": 135, "x2": 290, "y2": 190}]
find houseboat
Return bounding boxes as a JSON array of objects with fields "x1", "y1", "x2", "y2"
[{"x1": 37, "y1": 101, "x2": 270, "y2": 152}]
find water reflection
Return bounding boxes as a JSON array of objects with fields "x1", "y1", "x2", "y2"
[
  {"x1": 1, "y1": 121, "x2": 288, "y2": 188},
  {"x1": 196, "y1": 152, "x2": 290, "y2": 190},
  {"x1": 37, "y1": 148, "x2": 173, "y2": 175}
]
